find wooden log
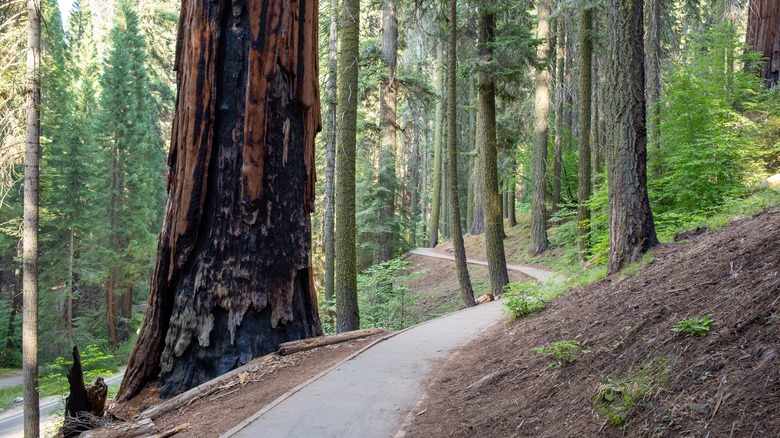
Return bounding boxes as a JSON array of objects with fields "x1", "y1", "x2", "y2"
[
  {"x1": 277, "y1": 328, "x2": 386, "y2": 356},
  {"x1": 138, "y1": 354, "x2": 276, "y2": 420},
  {"x1": 475, "y1": 294, "x2": 495, "y2": 305},
  {"x1": 78, "y1": 418, "x2": 155, "y2": 438}
]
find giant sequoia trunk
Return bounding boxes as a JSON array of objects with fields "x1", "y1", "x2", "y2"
[
  {"x1": 746, "y1": 0, "x2": 780, "y2": 87},
  {"x1": 118, "y1": 0, "x2": 322, "y2": 400},
  {"x1": 605, "y1": 0, "x2": 658, "y2": 274}
]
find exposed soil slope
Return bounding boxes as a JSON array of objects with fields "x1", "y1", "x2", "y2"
[{"x1": 404, "y1": 208, "x2": 780, "y2": 437}]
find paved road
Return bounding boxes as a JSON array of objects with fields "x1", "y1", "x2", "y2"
[
  {"x1": 409, "y1": 247, "x2": 559, "y2": 282},
  {"x1": 0, "y1": 369, "x2": 124, "y2": 438},
  {"x1": 0, "y1": 372, "x2": 22, "y2": 390},
  {"x1": 223, "y1": 300, "x2": 506, "y2": 438}
]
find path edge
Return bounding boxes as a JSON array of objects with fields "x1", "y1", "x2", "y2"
[{"x1": 220, "y1": 299, "x2": 505, "y2": 437}]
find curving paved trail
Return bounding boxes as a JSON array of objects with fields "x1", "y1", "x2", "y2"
[
  {"x1": 409, "y1": 247, "x2": 559, "y2": 283},
  {"x1": 223, "y1": 252, "x2": 556, "y2": 438}
]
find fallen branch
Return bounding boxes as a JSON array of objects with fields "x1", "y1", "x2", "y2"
[
  {"x1": 78, "y1": 418, "x2": 155, "y2": 438},
  {"x1": 278, "y1": 328, "x2": 385, "y2": 356},
  {"x1": 153, "y1": 423, "x2": 190, "y2": 438}
]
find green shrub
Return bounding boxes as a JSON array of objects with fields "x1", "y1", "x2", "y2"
[
  {"x1": 357, "y1": 258, "x2": 420, "y2": 330},
  {"x1": 532, "y1": 340, "x2": 589, "y2": 370},
  {"x1": 502, "y1": 282, "x2": 545, "y2": 321},
  {"x1": 594, "y1": 358, "x2": 669, "y2": 425},
  {"x1": 672, "y1": 316, "x2": 713, "y2": 337}
]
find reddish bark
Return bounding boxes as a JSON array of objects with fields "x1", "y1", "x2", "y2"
[
  {"x1": 747, "y1": 0, "x2": 780, "y2": 87},
  {"x1": 118, "y1": 0, "x2": 322, "y2": 400}
]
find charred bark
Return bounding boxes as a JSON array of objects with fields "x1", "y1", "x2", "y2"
[
  {"x1": 118, "y1": 0, "x2": 322, "y2": 400},
  {"x1": 64, "y1": 346, "x2": 90, "y2": 438}
]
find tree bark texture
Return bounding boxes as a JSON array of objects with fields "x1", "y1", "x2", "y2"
[
  {"x1": 645, "y1": 0, "x2": 662, "y2": 150},
  {"x1": 428, "y1": 44, "x2": 444, "y2": 248},
  {"x1": 530, "y1": 0, "x2": 552, "y2": 255},
  {"x1": 23, "y1": 0, "x2": 41, "y2": 435},
  {"x1": 118, "y1": 0, "x2": 323, "y2": 400},
  {"x1": 409, "y1": 101, "x2": 421, "y2": 246},
  {"x1": 577, "y1": 7, "x2": 593, "y2": 263},
  {"x1": 552, "y1": 19, "x2": 564, "y2": 214},
  {"x1": 323, "y1": 0, "x2": 337, "y2": 301},
  {"x1": 746, "y1": 0, "x2": 780, "y2": 87},
  {"x1": 375, "y1": 0, "x2": 398, "y2": 263},
  {"x1": 470, "y1": 146, "x2": 485, "y2": 235},
  {"x1": 447, "y1": 0, "x2": 476, "y2": 308},
  {"x1": 605, "y1": 0, "x2": 658, "y2": 274},
  {"x1": 335, "y1": 0, "x2": 360, "y2": 332},
  {"x1": 478, "y1": 8, "x2": 509, "y2": 296}
]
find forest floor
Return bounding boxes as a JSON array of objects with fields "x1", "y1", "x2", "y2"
[
  {"x1": 107, "y1": 239, "x2": 531, "y2": 437},
  {"x1": 401, "y1": 207, "x2": 780, "y2": 437},
  {"x1": 108, "y1": 206, "x2": 778, "y2": 437}
]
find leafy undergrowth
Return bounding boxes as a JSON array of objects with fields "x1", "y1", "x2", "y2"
[{"x1": 404, "y1": 207, "x2": 780, "y2": 437}]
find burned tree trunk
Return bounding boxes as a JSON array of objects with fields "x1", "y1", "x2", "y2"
[
  {"x1": 64, "y1": 346, "x2": 90, "y2": 438},
  {"x1": 118, "y1": 0, "x2": 322, "y2": 400},
  {"x1": 746, "y1": 0, "x2": 780, "y2": 87}
]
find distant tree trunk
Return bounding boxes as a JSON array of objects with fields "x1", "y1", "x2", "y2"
[
  {"x1": 323, "y1": 0, "x2": 338, "y2": 301},
  {"x1": 429, "y1": 45, "x2": 444, "y2": 248},
  {"x1": 552, "y1": 19, "x2": 564, "y2": 215},
  {"x1": 605, "y1": 0, "x2": 658, "y2": 274},
  {"x1": 409, "y1": 102, "x2": 421, "y2": 247},
  {"x1": 107, "y1": 143, "x2": 120, "y2": 348},
  {"x1": 7, "y1": 240, "x2": 22, "y2": 351},
  {"x1": 67, "y1": 228, "x2": 74, "y2": 346},
  {"x1": 592, "y1": 36, "x2": 602, "y2": 183},
  {"x1": 117, "y1": 0, "x2": 323, "y2": 400},
  {"x1": 23, "y1": 0, "x2": 41, "y2": 434},
  {"x1": 578, "y1": 6, "x2": 593, "y2": 263},
  {"x1": 335, "y1": 0, "x2": 360, "y2": 332},
  {"x1": 470, "y1": 147, "x2": 485, "y2": 235},
  {"x1": 645, "y1": 0, "x2": 662, "y2": 150},
  {"x1": 746, "y1": 0, "x2": 780, "y2": 87},
  {"x1": 447, "y1": 0, "x2": 476, "y2": 307},
  {"x1": 375, "y1": 0, "x2": 398, "y2": 262},
  {"x1": 531, "y1": 0, "x2": 552, "y2": 255},
  {"x1": 478, "y1": 8, "x2": 509, "y2": 296},
  {"x1": 508, "y1": 154, "x2": 517, "y2": 227}
]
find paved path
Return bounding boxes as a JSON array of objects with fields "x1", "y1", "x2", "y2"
[
  {"x1": 409, "y1": 247, "x2": 559, "y2": 282},
  {"x1": 223, "y1": 300, "x2": 505, "y2": 438}
]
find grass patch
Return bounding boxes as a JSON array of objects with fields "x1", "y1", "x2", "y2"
[{"x1": 0, "y1": 385, "x2": 22, "y2": 411}]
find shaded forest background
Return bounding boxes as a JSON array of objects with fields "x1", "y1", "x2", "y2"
[{"x1": 0, "y1": 0, "x2": 779, "y2": 371}]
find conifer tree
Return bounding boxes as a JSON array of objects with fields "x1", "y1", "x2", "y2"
[{"x1": 97, "y1": 0, "x2": 165, "y2": 346}]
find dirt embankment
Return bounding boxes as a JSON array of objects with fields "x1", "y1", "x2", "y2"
[{"x1": 404, "y1": 208, "x2": 780, "y2": 437}]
